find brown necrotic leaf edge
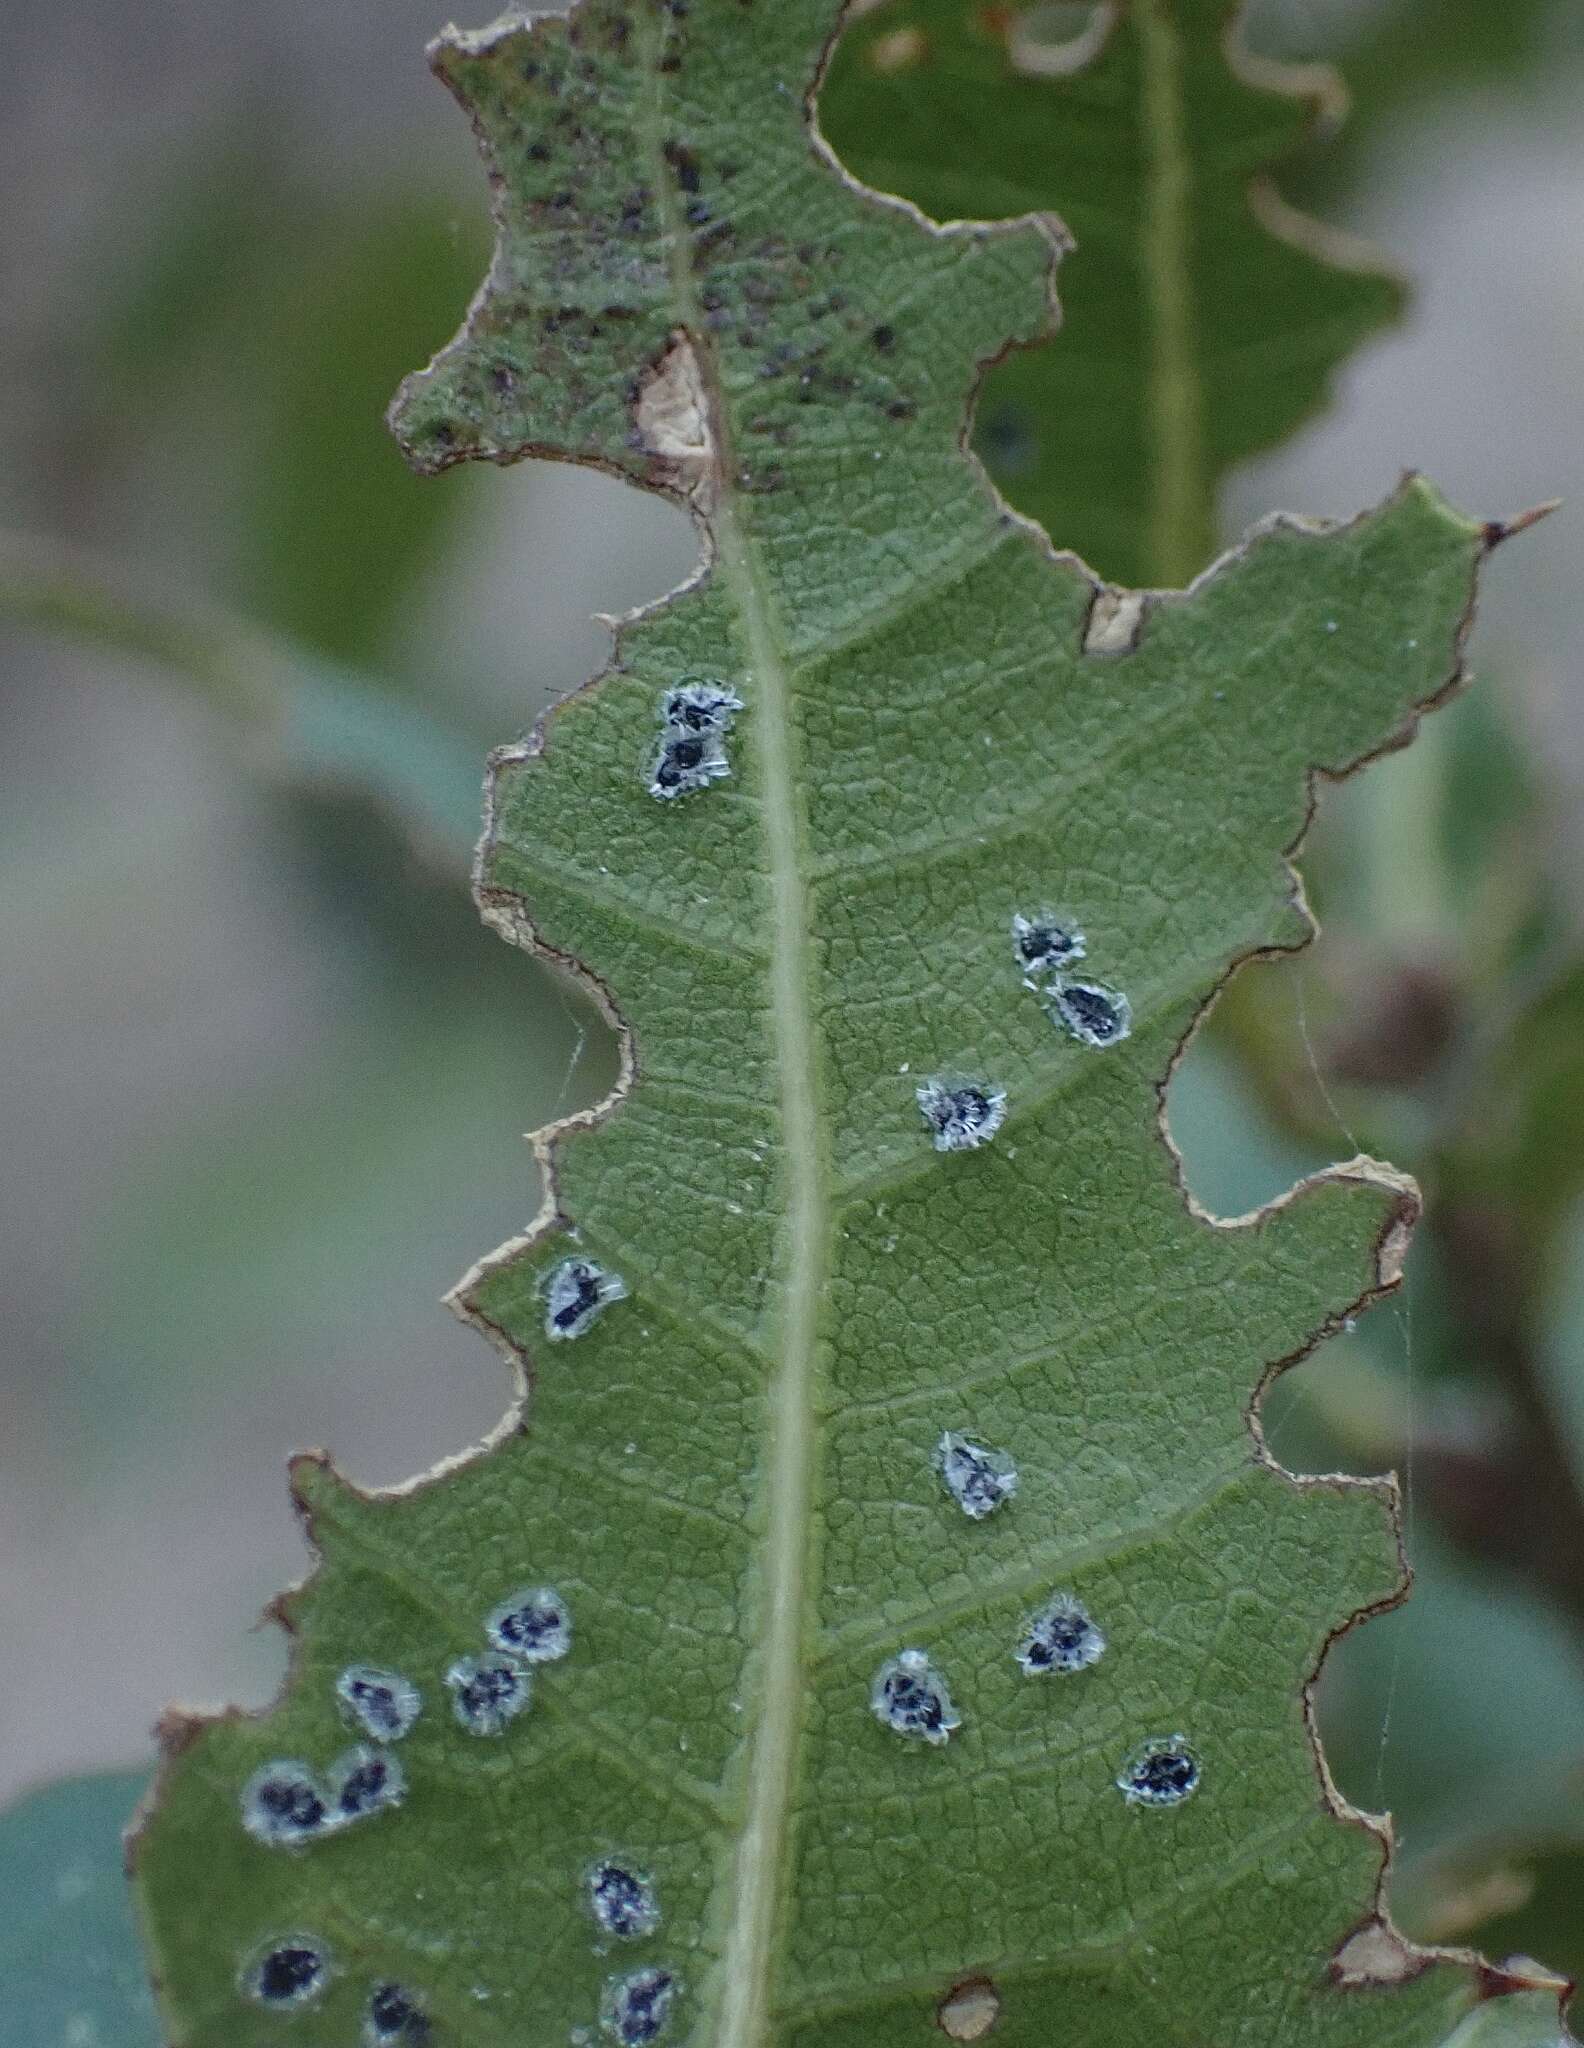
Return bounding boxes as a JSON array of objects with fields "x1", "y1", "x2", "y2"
[{"x1": 125, "y1": 0, "x2": 1566, "y2": 2033}]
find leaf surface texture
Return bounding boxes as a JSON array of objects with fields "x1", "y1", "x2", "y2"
[{"x1": 134, "y1": 5, "x2": 1554, "y2": 2045}]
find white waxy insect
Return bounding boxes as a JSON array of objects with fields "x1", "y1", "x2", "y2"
[
  {"x1": 1011, "y1": 910, "x2": 1085, "y2": 982},
  {"x1": 1116, "y1": 1734, "x2": 1201, "y2": 1807},
  {"x1": 649, "y1": 727, "x2": 731, "y2": 799},
  {"x1": 915, "y1": 1076, "x2": 1007, "y2": 1152},
  {"x1": 327, "y1": 1744, "x2": 406, "y2": 1824},
  {"x1": 363, "y1": 1981, "x2": 429, "y2": 2043},
  {"x1": 935, "y1": 1432, "x2": 1018, "y2": 1520},
  {"x1": 335, "y1": 1665, "x2": 421, "y2": 1742},
  {"x1": 543, "y1": 1257, "x2": 626, "y2": 1340},
  {"x1": 660, "y1": 680, "x2": 743, "y2": 733},
  {"x1": 239, "y1": 1761, "x2": 329, "y2": 1847},
  {"x1": 1047, "y1": 979, "x2": 1132, "y2": 1048},
  {"x1": 1016, "y1": 1593, "x2": 1106, "y2": 1676},
  {"x1": 870, "y1": 1648, "x2": 961, "y2": 1745},
  {"x1": 486, "y1": 1584, "x2": 572, "y2": 1665},
  {"x1": 445, "y1": 1652, "x2": 532, "y2": 1735},
  {"x1": 587, "y1": 1859, "x2": 661, "y2": 1940}
]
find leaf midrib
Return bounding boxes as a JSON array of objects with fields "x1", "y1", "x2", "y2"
[{"x1": 632, "y1": 16, "x2": 826, "y2": 2046}]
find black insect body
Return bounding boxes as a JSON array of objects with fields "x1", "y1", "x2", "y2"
[
  {"x1": 650, "y1": 728, "x2": 728, "y2": 799},
  {"x1": 661, "y1": 680, "x2": 742, "y2": 732},
  {"x1": 337, "y1": 1665, "x2": 420, "y2": 1742},
  {"x1": 1011, "y1": 910, "x2": 1085, "y2": 978},
  {"x1": 331, "y1": 1746, "x2": 405, "y2": 1823},
  {"x1": 648, "y1": 677, "x2": 742, "y2": 798},
  {"x1": 446, "y1": 1652, "x2": 532, "y2": 1735},
  {"x1": 543, "y1": 1256, "x2": 625, "y2": 1340}
]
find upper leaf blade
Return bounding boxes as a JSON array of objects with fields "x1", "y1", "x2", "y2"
[{"x1": 131, "y1": 6, "x2": 1554, "y2": 2046}]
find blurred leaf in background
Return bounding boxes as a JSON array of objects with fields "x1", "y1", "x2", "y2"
[
  {"x1": 823, "y1": 0, "x2": 1402, "y2": 588},
  {"x1": 0, "y1": 1771, "x2": 158, "y2": 2048}
]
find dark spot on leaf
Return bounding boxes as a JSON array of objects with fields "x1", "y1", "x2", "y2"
[
  {"x1": 886, "y1": 398, "x2": 916, "y2": 420},
  {"x1": 871, "y1": 323, "x2": 896, "y2": 351}
]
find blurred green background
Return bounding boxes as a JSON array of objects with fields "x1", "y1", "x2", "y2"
[{"x1": 2, "y1": 0, "x2": 1582, "y2": 2027}]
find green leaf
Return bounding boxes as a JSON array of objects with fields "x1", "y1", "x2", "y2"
[
  {"x1": 0, "y1": 1770, "x2": 159, "y2": 2048},
  {"x1": 131, "y1": 5, "x2": 1558, "y2": 2045},
  {"x1": 820, "y1": 0, "x2": 1401, "y2": 586}
]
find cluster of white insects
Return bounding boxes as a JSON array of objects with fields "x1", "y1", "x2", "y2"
[
  {"x1": 239, "y1": 1576, "x2": 680, "y2": 2039},
  {"x1": 869, "y1": 1431, "x2": 1201, "y2": 1807},
  {"x1": 914, "y1": 912, "x2": 1132, "y2": 1154},
  {"x1": 235, "y1": 720, "x2": 1179, "y2": 2039}
]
